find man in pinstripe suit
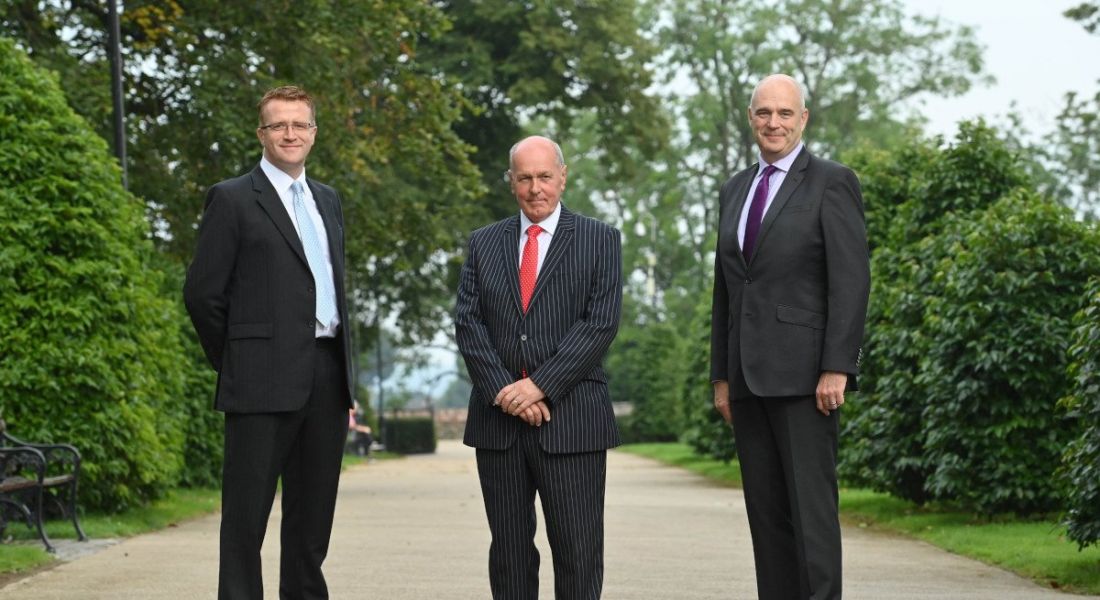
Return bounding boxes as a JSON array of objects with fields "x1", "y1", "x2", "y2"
[{"x1": 456, "y1": 135, "x2": 623, "y2": 600}]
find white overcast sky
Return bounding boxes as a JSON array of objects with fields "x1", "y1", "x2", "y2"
[{"x1": 903, "y1": 0, "x2": 1100, "y2": 137}]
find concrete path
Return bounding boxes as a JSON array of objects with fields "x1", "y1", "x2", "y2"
[{"x1": 1, "y1": 440, "x2": 1092, "y2": 599}]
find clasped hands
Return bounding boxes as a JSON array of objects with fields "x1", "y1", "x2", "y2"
[{"x1": 495, "y1": 378, "x2": 550, "y2": 427}]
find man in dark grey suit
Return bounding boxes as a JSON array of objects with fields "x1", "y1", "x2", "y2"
[
  {"x1": 456, "y1": 135, "x2": 623, "y2": 600},
  {"x1": 184, "y1": 86, "x2": 354, "y2": 600},
  {"x1": 710, "y1": 74, "x2": 870, "y2": 600}
]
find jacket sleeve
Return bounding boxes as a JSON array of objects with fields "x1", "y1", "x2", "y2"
[
  {"x1": 528, "y1": 226, "x2": 623, "y2": 405},
  {"x1": 455, "y1": 232, "x2": 515, "y2": 407},
  {"x1": 183, "y1": 184, "x2": 238, "y2": 371},
  {"x1": 820, "y1": 167, "x2": 870, "y2": 377},
  {"x1": 710, "y1": 230, "x2": 730, "y2": 382}
]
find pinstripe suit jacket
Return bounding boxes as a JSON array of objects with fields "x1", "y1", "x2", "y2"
[{"x1": 457, "y1": 205, "x2": 623, "y2": 454}]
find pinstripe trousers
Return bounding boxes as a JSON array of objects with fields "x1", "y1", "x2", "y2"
[{"x1": 476, "y1": 426, "x2": 607, "y2": 600}]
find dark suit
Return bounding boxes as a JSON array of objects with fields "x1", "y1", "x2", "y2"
[
  {"x1": 184, "y1": 164, "x2": 354, "y2": 599},
  {"x1": 710, "y1": 148, "x2": 869, "y2": 600},
  {"x1": 456, "y1": 205, "x2": 622, "y2": 599}
]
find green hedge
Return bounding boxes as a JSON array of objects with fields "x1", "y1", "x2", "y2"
[
  {"x1": 841, "y1": 123, "x2": 1100, "y2": 515},
  {"x1": 383, "y1": 417, "x2": 436, "y2": 454},
  {"x1": 1061, "y1": 277, "x2": 1100, "y2": 548},
  {"x1": 0, "y1": 38, "x2": 215, "y2": 509}
]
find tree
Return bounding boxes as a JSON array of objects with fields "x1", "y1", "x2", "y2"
[
  {"x1": 2, "y1": 0, "x2": 486, "y2": 344},
  {"x1": 422, "y1": 0, "x2": 670, "y2": 218},
  {"x1": 0, "y1": 37, "x2": 207, "y2": 510}
]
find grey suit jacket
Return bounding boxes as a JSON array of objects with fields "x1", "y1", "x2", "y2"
[
  {"x1": 457, "y1": 205, "x2": 623, "y2": 453},
  {"x1": 183, "y1": 164, "x2": 355, "y2": 413},
  {"x1": 710, "y1": 148, "x2": 870, "y2": 398}
]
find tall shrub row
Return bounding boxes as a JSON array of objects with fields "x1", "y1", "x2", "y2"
[
  {"x1": 1061, "y1": 277, "x2": 1100, "y2": 548},
  {"x1": 0, "y1": 38, "x2": 219, "y2": 509},
  {"x1": 840, "y1": 123, "x2": 1100, "y2": 518}
]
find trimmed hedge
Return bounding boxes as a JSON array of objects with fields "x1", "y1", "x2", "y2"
[
  {"x1": 383, "y1": 417, "x2": 436, "y2": 454},
  {"x1": 841, "y1": 123, "x2": 1100, "y2": 515},
  {"x1": 0, "y1": 38, "x2": 215, "y2": 509},
  {"x1": 1061, "y1": 277, "x2": 1100, "y2": 548}
]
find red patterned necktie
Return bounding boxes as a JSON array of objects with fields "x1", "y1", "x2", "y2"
[{"x1": 519, "y1": 224, "x2": 542, "y2": 313}]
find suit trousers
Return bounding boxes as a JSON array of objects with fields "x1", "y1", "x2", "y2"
[
  {"x1": 476, "y1": 426, "x2": 607, "y2": 600},
  {"x1": 219, "y1": 337, "x2": 348, "y2": 600},
  {"x1": 731, "y1": 391, "x2": 841, "y2": 600}
]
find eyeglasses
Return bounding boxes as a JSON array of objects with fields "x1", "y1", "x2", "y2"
[{"x1": 259, "y1": 122, "x2": 316, "y2": 133}]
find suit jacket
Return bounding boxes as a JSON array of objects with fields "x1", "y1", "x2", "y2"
[
  {"x1": 710, "y1": 148, "x2": 870, "y2": 398},
  {"x1": 184, "y1": 164, "x2": 355, "y2": 413},
  {"x1": 457, "y1": 205, "x2": 623, "y2": 453}
]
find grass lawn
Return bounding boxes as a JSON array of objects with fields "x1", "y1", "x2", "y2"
[
  {"x1": 619, "y1": 442, "x2": 1100, "y2": 595},
  {"x1": 0, "y1": 450, "x2": 399, "y2": 577}
]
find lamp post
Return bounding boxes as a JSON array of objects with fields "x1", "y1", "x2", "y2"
[{"x1": 106, "y1": 0, "x2": 128, "y2": 189}]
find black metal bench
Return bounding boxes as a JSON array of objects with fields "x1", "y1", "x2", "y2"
[{"x1": 0, "y1": 420, "x2": 87, "y2": 552}]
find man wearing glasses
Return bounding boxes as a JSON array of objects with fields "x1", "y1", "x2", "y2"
[{"x1": 185, "y1": 85, "x2": 354, "y2": 599}]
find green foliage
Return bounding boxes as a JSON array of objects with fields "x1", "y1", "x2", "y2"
[
  {"x1": 1060, "y1": 277, "x2": 1100, "y2": 549},
  {"x1": 841, "y1": 123, "x2": 1100, "y2": 515},
  {"x1": 1042, "y1": 88, "x2": 1100, "y2": 217},
  {"x1": 425, "y1": 0, "x2": 669, "y2": 216},
  {"x1": 382, "y1": 417, "x2": 436, "y2": 455},
  {"x1": 841, "y1": 123, "x2": 1031, "y2": 503},
  {"x1": 607, "y1": 316, "x2": 685, "y2": 442},
  {"x1": 0, "y1": 38, "x2": 202, "y2": 510}
]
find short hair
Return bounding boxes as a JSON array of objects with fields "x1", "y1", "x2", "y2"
[
  {"x1": 749, "y1": 74, "x2": 808, "y2": 112},
  {"x1": 258, "y1": 85, "x2": 315, "y2": 126},
  {"x1": 508, "y1": 136, "x2": 566, "y2": 172}
]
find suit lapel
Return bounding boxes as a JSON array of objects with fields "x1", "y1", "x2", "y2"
[
  {"x1": 251, "y1": 166, "x2": 308, "y2": 267},
  {"x1": 753, "y1": 149, "x2": 810, "y2": 261},
  {"x1": 528, "y1": 206, "x2": 575, "y2": 311},
  {"x1": 497, "y1": 215, "x2": 523, "y2": 315},
  {"x1": 728, "y1": 166, "x2": 756, "y2": 269}
]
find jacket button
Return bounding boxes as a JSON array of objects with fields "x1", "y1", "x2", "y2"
[
  {"x1": 520, "y1": 334, "x2": 528, "y2": 341},
  {"x1": 308, "y1": 286, "x2": 314, "y2": 293},
  {"x1": 744, "y1": 279, "x2": 752, "y2": 284}
]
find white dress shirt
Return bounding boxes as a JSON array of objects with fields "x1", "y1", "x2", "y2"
[
  {"x1": 260, "y1": 157, "x2": 340, "y2": 337},
  {"x1": 517, "y1": 202, "x2": 562, "y2": 276}
]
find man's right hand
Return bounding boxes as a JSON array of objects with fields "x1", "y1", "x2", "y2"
[
  {"x1": 713, "y1": 380, "x2": 732, "y2": 425},
  {"x1": 518, "y1": 400, "x2": 551, "y2": 427}
]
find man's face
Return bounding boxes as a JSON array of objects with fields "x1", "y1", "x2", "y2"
[
  {"x1": 748, "y1": 79, "x2": 809, "y2": 164},
  {"x1": 256, "y1": 99, "x2": 316, "y2": 175},
  {"x1": 509, "y1": 139, "x2": 567, "y2": 223}
]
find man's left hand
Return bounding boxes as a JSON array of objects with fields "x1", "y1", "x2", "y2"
[
  {"x1": 496, "y1": 378, "x2": 547, "y2": 416},
  {"x1": 816, "y1": 371, "x2": 848, "y2": 416}
]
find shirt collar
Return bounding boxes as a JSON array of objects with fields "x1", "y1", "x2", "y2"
[
  {"x1": 260, "y1": 156, "x2": 308, "y2": 194},
  {"x1": 519, "y1": 202, "x2": 562, "y2": 236},
  {"x1": 757, "y1": 142, "x2": 804, "y2": 175}
]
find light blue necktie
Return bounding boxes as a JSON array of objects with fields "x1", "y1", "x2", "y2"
[{"x1": 291, "y1": 181, "x2": 338, "y2": 326}]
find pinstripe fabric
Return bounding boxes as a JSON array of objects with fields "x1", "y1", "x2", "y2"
[
  {"x1": 477, "y1": 428, "x2": 606, "y2": 600},
  {"x1": 456, "y1": 204, "x2": 622, "y2": 599},
  {"x1": 457, "y1": 206, "x2": 623, "y2": 454}
]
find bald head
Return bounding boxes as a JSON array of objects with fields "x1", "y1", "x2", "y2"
[
  {"x1": 749, "y1": 74, "x2": 807, "y2": 112},
  {"x1": 508, "y1": 136, "x2": 565, "y2": 171}
]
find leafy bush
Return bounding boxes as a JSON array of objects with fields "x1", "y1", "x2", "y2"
[
  {"x1": 0, "y1": 38, "x2": 210, "y2": 509},
  {"x1": 841, "y1": 123, "x2": 1100, "y2": 515},
  {"x1": 1061, "y1": 277, "x2": 1100, "y2": 548},
  {"x1": 916, "y1": 192, "x2": 1098, "y2": 514},
  {"x1": 841, "y1": 123, "x2": 1032, "y2": 503},
  {"x1": 383, "y1": 417, "x2": 436, "y2": 454}
]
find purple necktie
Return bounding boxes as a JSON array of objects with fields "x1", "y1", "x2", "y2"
[{"x1": 742, "y1": 164, "x2": 778, "y2": 263}]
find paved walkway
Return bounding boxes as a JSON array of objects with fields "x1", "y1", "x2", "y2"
[{"x1": 1, "y1": 440, "x2": 1093, "y2": 599}]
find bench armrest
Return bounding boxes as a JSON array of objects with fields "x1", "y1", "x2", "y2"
[
  {"x1": 0, "y1": 446, "x2": 47, "y2": 486},
  {"x1": 1, "y1": 432, "x2": 80, "y2": 477}
]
